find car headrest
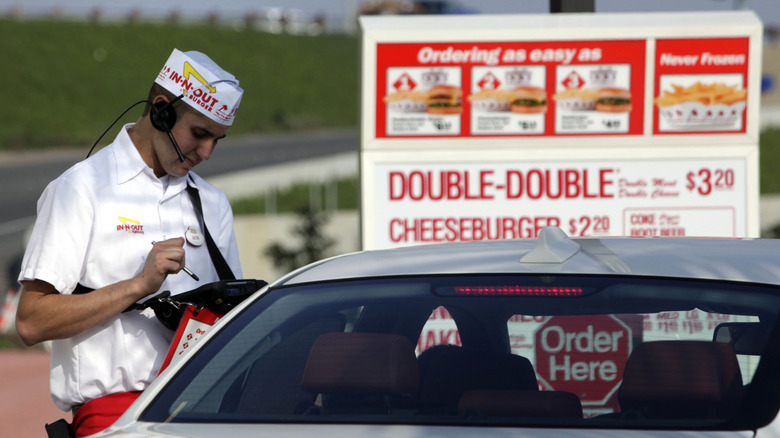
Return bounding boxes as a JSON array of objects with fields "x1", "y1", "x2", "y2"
[
  {"x1": 418, "y1": 345, "x2": 538, "y2": 406},
  {"x1": 618, "y1": 340, "x2": 743, "y2": 418},
  {"x1": 300, "y1": 332, "x2": 419, "y2": 395}
]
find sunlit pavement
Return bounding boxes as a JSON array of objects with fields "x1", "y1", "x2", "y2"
[{"x1": 0, "y1": 350, "x2": 65, "y2": 438}]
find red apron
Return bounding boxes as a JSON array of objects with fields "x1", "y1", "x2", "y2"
[{"x1": 71, "y1": 391, "x2": 141, "y2": 437}]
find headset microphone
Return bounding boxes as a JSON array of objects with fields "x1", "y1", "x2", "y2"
[{"x1": 150, "y1": 94, "x2": 186, "y2": 162}]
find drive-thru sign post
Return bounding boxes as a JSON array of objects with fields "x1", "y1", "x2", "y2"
[{"x1": 359, "y1": 11, "x2": 763, "y2": 250}]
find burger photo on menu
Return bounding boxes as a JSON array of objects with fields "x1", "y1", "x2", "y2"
[
  {"x1": 467, "y1": 88, "x2": 513, "y2": 112},
  {"x1": 509, "y1": 86, "x2": 548, "y2": 113},
  {"x1": 595, "y1": 87, "x2": 632, "y2": 113},
  {"x1": 426, "y1": 84, "x2": 463, "y2": 114},
  {"x1": 552, "y1": 87, "x2": 599, "y2": 111},
  {"x1": 383, "y1": 89, "x2": 428, "y2": 113},
  {"x1": 655, "y1": 81, "x2": 746, "y2": 128}
]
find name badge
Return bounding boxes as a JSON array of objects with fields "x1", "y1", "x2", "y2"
[{"x1": 185, "y1": 226, "x2": 205, "y2": 247}]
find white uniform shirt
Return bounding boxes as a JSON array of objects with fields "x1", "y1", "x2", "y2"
[{"x1": 18, "y1": 124, "x2": 242, "y2": 411}]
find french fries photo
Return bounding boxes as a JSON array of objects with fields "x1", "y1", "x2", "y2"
[{"x1": 654, "y1": 81, "x2": 747, "y2": 107}]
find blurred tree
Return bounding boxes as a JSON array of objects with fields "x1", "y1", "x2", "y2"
[
  {"x1": 767, "y1": 26, "x2": 779, "y2": 45},
  {"x1": 265, "y1": 207, "x2": 335, "y2": 273},
  {"x1": 762, "y1": 223, "x2": 780, "y2": 238}
]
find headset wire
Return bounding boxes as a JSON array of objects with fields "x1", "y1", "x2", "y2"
[{"x1": 85, "y1": 99, "x2": 149, "y2": 159}]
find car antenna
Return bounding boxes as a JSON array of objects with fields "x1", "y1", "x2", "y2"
[{"x1": 519, "y1": 226, "x2": 580, "y2": 264}]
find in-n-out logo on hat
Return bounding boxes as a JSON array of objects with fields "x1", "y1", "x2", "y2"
[{"x1": 155, "y1": 49, "x2": 244, "y2": 126}]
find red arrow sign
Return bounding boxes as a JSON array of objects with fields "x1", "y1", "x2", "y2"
[
  {"x1": 393, "y1": 73, "x2": 417, "y2": 91},
  {"x1": 561, "y1": 71, "x2": 585, "y2": 89},
  {"x1": 477, "y1": 72, "x2": 501, "y2": 90}
]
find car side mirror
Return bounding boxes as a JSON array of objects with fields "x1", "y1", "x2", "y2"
[{"x1": 713, "y1": 322, "x2": 768, "y2": 355}]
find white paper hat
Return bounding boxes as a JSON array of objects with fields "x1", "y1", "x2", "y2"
[{"x1": 155, "y1": 49, "x2": 243, "y2": 126}]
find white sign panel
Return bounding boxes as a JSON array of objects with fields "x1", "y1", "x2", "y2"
[{"x1": 370, "y1": 157, "x2": 746, "y2": 249}]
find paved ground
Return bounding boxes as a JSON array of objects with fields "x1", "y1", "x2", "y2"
[{"x1": 0, "y1": 350, "x2": 67, "y2": 437}]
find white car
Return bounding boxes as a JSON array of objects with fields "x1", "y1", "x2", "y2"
[{"x1": 94, "y1": 227, "x2": 780, "y2": 437}]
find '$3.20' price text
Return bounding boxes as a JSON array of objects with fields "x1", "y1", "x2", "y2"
[{"x1": 685, "y1": 168, "x2": 735, "y2": 196}]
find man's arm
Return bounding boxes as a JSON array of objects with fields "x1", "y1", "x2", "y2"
[{"x1": 16, "y1": 238, "x2": 187, "y2": 346}]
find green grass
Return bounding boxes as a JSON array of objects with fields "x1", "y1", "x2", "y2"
[
  {"x1": 0, "y1": 334, "x2": 28, "y2": 350},
  {"x1": 0, "y1": 18, "x2": 359, "y2": 150},
  {"x1": 760, "y1": 127, "x2": 780, "y2": 194}
]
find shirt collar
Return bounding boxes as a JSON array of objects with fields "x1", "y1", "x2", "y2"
[{"x1": 114, "y1": 124, "x2": 148, "y2": 185}]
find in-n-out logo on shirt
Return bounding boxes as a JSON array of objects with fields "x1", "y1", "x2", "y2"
[{"x1": 117, "y1": 216, "x2": 145, "y2": 234}]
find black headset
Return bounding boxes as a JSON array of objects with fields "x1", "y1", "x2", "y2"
[
  {"x1": 150, "y1": 100, "x2": 178, "y2": 133},
  {"x1": 150, "y1": 96, "x2": 186, "y2": 162}
]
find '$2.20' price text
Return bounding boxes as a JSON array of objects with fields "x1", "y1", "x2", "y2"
[{"x1": 568, "y1": 215, "x2": 610, "y2": 236}]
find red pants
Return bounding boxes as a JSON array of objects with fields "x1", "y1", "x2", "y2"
[{"x1": 71, "y1": 391, "x2": 141, "y2": 437}]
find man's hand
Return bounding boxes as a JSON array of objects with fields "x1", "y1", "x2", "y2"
[{"x1": 135, "y1": 238, "x2": 187, "y2": 298}]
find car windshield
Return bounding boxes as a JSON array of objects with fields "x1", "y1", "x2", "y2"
[{"x1": 142, "y1": 275, "x2": 780, "y2": 430}]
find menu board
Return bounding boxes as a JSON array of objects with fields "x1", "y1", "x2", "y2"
[
  {"x1": 377, "y1": 40, "x2": 646, "y2": 137},
  {"x1": 360, "y1": 12, "x2": 762, "y2": 250}
]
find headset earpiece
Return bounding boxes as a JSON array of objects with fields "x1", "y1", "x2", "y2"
[
  {"x1": 150, "y1": 100, "x2": 177, "y2": 132},
  {"x1": 150, "y1": 99, "x2": 185, "y2": 162}
]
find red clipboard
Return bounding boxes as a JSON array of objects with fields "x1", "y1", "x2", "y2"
[{"x1": 159, "y1": 305, "x2": 223, "y2": 374}]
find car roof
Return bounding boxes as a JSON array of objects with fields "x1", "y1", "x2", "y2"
[{"x1": 280, "y1": 227, "x2": 780, "y2": 287}]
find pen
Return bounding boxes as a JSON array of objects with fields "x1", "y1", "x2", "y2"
[
  {"x1": 151, "y1": 241, "x2": 200, "y2": 281},
  {"x1": 181, "y1": 266, "x2": 200, "y2": 281}
]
